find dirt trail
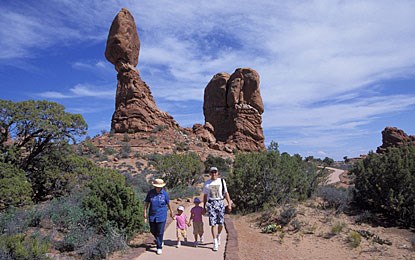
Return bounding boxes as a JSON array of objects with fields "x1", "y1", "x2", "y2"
[
  {"x1": 135, "y1": 203, "x2": 227, "y2": 260},
  {"x1": 326, "y1": 166, "x2": 344, "y2": 184}
]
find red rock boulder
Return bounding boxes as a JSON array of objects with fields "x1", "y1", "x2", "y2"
[{"x1": 376, "y1": 126, "x2": 415, "y2": 153}]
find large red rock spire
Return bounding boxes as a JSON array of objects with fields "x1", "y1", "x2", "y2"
[
  {"x1": 203, "y1": 68, "x2": 265, "y2": 151},
  {"x1": 106, "y1": 8, "x2": 178, "y2": 133}
]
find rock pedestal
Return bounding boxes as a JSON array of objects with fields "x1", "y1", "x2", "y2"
[{"x1": 106, "y1": 8, "x2": 178, "y2": 133}]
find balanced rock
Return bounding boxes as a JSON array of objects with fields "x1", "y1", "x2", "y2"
[
  {"x1": 106, "y1": 9, "x2": 178, "y2": 133},
  {"x1": 203, "y1": 68, "x2": 265, "y2": 151},
  {"x1": 376, "y1": 126, "x2": 415, "y2": 153}
]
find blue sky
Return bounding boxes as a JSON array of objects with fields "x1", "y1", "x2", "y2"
[{"x1": 1, "y1": 0, "x2": 415, "y2": 161}]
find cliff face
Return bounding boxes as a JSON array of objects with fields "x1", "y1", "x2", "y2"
[{"x1": 106, "y1": 8, "x2": 178, "y2": 133}]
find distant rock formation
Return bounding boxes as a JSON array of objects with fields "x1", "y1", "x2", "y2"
[
  {"x1": 376, "y1": 126, "x2": 415, "y2": 153},
  {"x1": 203, "y1": 68, "x2": 265, "y2": 151},
  {"x1": 106, "y1": 8, "x2": 178, "y2": 133}
]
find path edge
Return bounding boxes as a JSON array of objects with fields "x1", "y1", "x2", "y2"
[{"x1": 224, "y1": 214, "x2": 240, "y2": 260}]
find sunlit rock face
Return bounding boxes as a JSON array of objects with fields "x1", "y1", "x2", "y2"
[
  {"x1": 106, "y1": 8, "x2": 178, "y2": 133},
  {"x1": 203, "y1": 68, "x2": 265, "y2": 151},
  {"x1": 376, "y1": 126, "x2": 415, "y2": 153}
]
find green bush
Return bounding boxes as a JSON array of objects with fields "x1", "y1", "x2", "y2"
[
  {"x1": 204, "y1": 155, "x2": 232, "y2": 177},
  {"x1": 331, "y1": 222, "x2": 346, "y2": 235},
  {"x1": 0, "y1": 162, "x2": 33, "y2": 210},
  {"x1": 348, "y1": 231, "x2": 362, "y2": 248},
  {"x1": 0, "y1": 233, "x2": 50, "y2": 260},
  {"x1": 168, "y1": 185, "x2": 201, "y2": 200},
  {"x1": 316, "y1": 186, "x2": 352, "y2": 213},
  {"x1": 155, "y1": 152, "x2": 204, "y2": 188},
  {"x1": 82, "y1": 171, "x2": 144, "y2": 238},
  {"x1": 227, "y1": 142, "x2": 324, "y2": 213},
  {"x1": 352, "y1": 145, "x2": 415, "y2": 227}
]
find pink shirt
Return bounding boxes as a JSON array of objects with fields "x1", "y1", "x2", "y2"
[
  {"x1": 175, "y1": 213, "x2": 187, "y2": 230},
  {"x1": 190, "y1": 206, "x2": 203, "y2": 223}
]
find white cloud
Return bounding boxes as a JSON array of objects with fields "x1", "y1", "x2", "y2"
[
  {"x1": 2, "y1": 0, "x2": 415, "y2": 160},
  {"x1": 38, "y1": 84, "x2": 114, "y2": 99}
]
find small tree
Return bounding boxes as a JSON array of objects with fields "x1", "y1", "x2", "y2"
[
  {"x1": 82, "y1": 170, "x2": 144, "y2": 238},
  {"x1": 352, "y1": 145, "x2": 415, "y2": 227},
  {"x1": 0, "y1": 162, "x2": 32, "y2": 209},
  {"x1": 227, "y1": 143, "x2": 323, "y2": 213},
  {"x1": 155, "y1": 152, "x2": 204, "y2": 188},
  {"x1": 0, "y1": 99, "x2": 87, "y2": 170}
]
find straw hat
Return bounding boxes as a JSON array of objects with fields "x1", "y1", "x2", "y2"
[{"x1": 152, "y1": 178, "x2": 166, "y2": 188}]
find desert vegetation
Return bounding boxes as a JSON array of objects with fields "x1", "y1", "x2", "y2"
[{"x1": 1, "y1": 99, "x2": 414, "y2": 259}]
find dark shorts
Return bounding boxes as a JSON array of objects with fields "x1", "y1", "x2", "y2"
[{"x1": 206, "y1": 199, "x2": 225, "y2": 226}]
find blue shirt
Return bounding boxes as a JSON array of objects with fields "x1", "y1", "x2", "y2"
[{"x1": 145, "y1": 188, "x2": 170, "y2": 222}]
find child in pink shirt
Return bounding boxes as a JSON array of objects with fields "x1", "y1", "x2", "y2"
[
  {"x1": 174, "y1": 205, "x2": 187, "y2": 247},
  {"x1": 187, "y1": 197, "x2": 204, "y2": 247}
]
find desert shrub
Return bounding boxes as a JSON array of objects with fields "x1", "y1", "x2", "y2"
[
  {"x1": 348, "y1": 231, "x2": 362, "y2": 248},
  {"x1": 352, "y1": 145, "x2": 415, "y2": 227},
  {"x1": 83, "y1": 140, "x2": 100, "y2": 156},
  {"x1": 204, "y1": 155, "x2": 232, "y2": 177},
  {"x1": 261, "y1": 223, "x2": 282, "y2": 234},
  {"x1": 174, "y1": 141, "x2": 189, "y2": 152},
  {"x1": 0, "y1": 233, "x2": 50, "y2": 260},
  {"x1": 316, "y1": 186, "x2": 352, "y2": 213},
  {"x1": 119, "y1": 142, "x2": 131, "y2": 158},
  {"x1": 279, "y1": 206, "x2": 297, "y2": 226},
  {"x1": 76, "y1": 224, "x2": 128, "y2": 260},
  {"x1": 123, "y1": 173, "x2": 152, "y2": 199},
  {"x1": 0, "y1": 207, "x2": 36, "y2": 235},
  {"x1": 168, "y1": 185, "x2": 201, "y2": 200},
  {"x1": 355, "y1": 210, "x2": 374, "y2": 224},
  {"x1": 151, "y1": 125, "x2": 168, "y2": 133},
  {"x1": 331, "y1": 222, "x2": 346, "y2": 235},
  {"x1": 0, "y1": 162, "x2": 32, "y2": 209},
  {"x1": 227, "y1": 141, "x2": 325, "y2": 213},
  {"x1": 123, "y1": 133, "x2": 130, "y2": 142},
  {"x1": 154, "y1": 152, "x2": 204, "y2": 188},
  {"x1": 103, "y1": 147, "x2": 116, "y2": 155},
  {"x1": 41, "y1": 191, "x2": 92, "y2": 231},
  {"x1": 82, "y1": 171, "x2": 144, "y2": 238}
]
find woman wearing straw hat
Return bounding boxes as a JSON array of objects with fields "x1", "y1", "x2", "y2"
[{"x1": 144, "y1": 178, "x2": 174, "y2": 255}]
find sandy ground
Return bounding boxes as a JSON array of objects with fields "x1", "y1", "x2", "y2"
[{"x1": 232, "y1": 204, "x2": 415, "y2": 260}]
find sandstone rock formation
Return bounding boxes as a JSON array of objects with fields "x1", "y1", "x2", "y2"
[
  {"x1": 376, "y1": 126, "x2": 415, "y2": 153},
  {"x1": 203, "y1": 68, "x2": 265, "y2": 151},
  {"x1": 106, "y1": 8, "x2": 178, "y2": 133}
]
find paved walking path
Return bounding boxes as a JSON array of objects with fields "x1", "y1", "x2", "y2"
[{"x1": 135, "y1": 203, "x2": 227, "y2": 260}]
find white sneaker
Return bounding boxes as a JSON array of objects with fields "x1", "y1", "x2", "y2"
[
  {"x1": 176, "y1": 241, "x2": 181, "y2": 248},
  {"x1": 213, "y1": 238, "x2": 218, "y2": 251},
  {"x1": 200, "y1": 236, "x2": 204, "y2": 243},
  {"x1": 217, "y1": 234, "x2": 221, "y2": 246},
  {"x1": 156, "y1": 249, "x2": 162, "y2": 255}
]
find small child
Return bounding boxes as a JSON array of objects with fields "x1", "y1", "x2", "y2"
[
  {"x1": 187, "y1": 197, "x2": 204, "y2": 247},
  {"x1": 174, "y1": 205, "x2": 187, "y2": 247}
]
